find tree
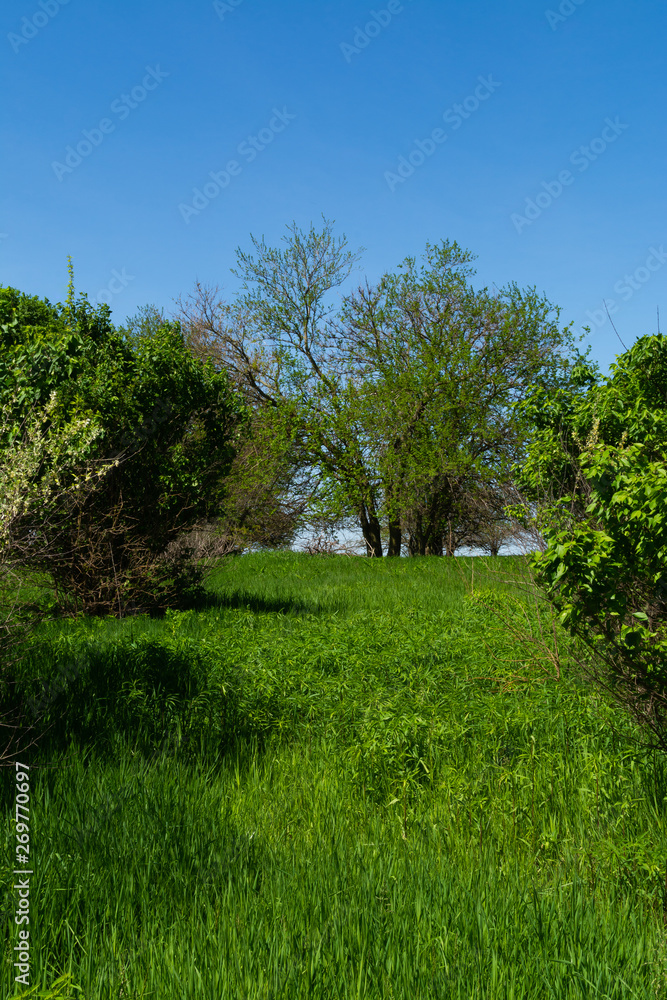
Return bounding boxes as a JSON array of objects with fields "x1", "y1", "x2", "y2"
[
  {"x1": 512, "y1": 335, "x2": 667, "y2": 748},
  {"x1": 177, "y1": 284, "x2": 327, "y2": 552},
  {"x1": 337, "y1": 241, "x2": 579, "y2": 556},
  {"x1": 1, "y1": 283, "x2": 245, "y2": 615},
  {"x1": 212, "y1": 404, "x2": 313, "y2": 552},
  {"x1": 179, "y1": 223, "x2": 580, "y2": 557},
  {"x1": 177, "y1": 219, "x2": 375, "y2": 550},
  {"x1": 464, "y1": 512, "x2": 522, "y2": 557}
]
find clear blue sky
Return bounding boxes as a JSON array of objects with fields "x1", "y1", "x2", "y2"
[{"x1": 2, "y1": 0, "x2": 665, "y2": 374}]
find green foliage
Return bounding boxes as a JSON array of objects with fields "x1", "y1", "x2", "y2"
[
  {"x1": 337, "y1": 240, "x2": 581, "y2": 554},
  {"x1": 212, "y1": 404, "x2": 306, "y2": 551},
  {"x1": 514, "y1": 334, "x2": 667, "y2": 745},
  {"x1": 8, "y1": 973, "x2": 83, "y2": 999},
  {"x1": 0, "y1": 286, "x2": 112, "y2": 440},
  {"x1": 58, "y1": 315, "x2": 243, "y2": 519},
  {"x1": 0, "y1": 282, "x2": 246, "y2": 615}
]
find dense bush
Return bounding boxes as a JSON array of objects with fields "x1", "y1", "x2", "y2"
[
  {"x1": 0, "y1": 283, "x2": 246, "y2": 616},
  {"x1": 514, "y1": 335, "x2": 667, "y2": 748}
]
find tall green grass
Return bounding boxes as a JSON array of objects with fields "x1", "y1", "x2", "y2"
[{"x1": 2, "y1": 553, "x2": 667, "y2": 998}]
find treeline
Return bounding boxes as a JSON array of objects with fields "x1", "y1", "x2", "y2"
[
  {"x1": 0, "y1": 224, "x2": 589, "y2": 621},
  {"x1": 177, "y1": 220, "x2": 585, "y2": 559}
]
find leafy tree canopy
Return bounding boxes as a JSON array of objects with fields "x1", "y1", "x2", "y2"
[{"x1": 180, "y1": 221, "x2": 584, "y2": 557}]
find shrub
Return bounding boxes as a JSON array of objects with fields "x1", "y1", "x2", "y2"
[
  {"x1": 514, "y1": 336, "x2": 667, "y2": 748},
  {"x1": 0, "y1": 283, "x2": 246, "y2": 615}
]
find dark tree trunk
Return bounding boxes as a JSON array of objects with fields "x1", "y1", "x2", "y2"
[
  {"x1": 408, "y1": 515, "x2": 425, "y2": 556},
  {"x1": 425, "y1": 534, "x2": 443, "y2": 556},
  {"x1": 360, "y1": 506, "x2": 383, "y2": 557},
  {"x1": 408, "y1": 533, "x2": 422, "y2": 556},
  {"x1": 387, "y1": 520, "x2": 402, "y2": 557}
]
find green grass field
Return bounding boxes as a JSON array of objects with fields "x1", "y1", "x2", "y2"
[{"x1": 2, "y1": 552, "x2": 667, "y2": 998}]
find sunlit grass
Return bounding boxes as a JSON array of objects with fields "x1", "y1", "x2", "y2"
[{"x1": 2, "y1": 553, "x2": 667, "y2": 997}]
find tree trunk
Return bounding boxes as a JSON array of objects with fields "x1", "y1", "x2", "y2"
[
  {"x1": 425, "y1": 534, "x2": 443, "y2": 556},
  {"x1": 387, "y1": 520, "x2": 402, "y2": 557},
  {"x1": 360, "y1": 506, "x2": 383, "y2": 557},
  {"x1": 407, "y1": 533, "x2": 422, "y2": 556},
  {"x1": 408, "y1": 515, "x2": 425, "y2": 556}
]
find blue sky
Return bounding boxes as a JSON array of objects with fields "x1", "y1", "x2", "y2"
[{"x1": 2, "y1": 0, "x2": 665, "y2": 375}]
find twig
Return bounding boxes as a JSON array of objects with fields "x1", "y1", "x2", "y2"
[{"x1": 603, "y1": 300, "x2": 628, "y2": 351}]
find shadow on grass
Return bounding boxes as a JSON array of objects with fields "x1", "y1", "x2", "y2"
[
  {"x1": 183, "y1": 588, "x2": 319, "y2": 617},
  {"x1": 0, "y1": 630, "x2": 286, "y2": 774}
]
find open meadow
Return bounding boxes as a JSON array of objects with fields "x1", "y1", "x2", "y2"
[{"x1": 2, "y1": 552, "x2": 667, "y2": 998}]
